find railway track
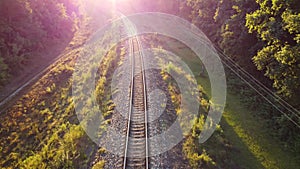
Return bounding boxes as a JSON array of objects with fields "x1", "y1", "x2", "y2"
[{"x1": 122, "y1": 37, "x2": 149, "y2": 169}]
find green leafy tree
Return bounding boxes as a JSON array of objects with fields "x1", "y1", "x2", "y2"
[
  {"x1": 0, "y1": 0, "x2": 79, "y2": 86},
  {"x1": 185, "y1": 0, "x2": 220, "y2": 41},
  {"x1": 246, "y1": 0, "x2": 300, "y2": 101},
  {"x1": 220, "y1": 0, "x2": 264, "y2": 74}
]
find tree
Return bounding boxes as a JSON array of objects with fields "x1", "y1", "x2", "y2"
[
  {"x1": 185, "y1": 0, "x2": 220, "y2": 42},
  {"x1": 246, "y1": 0, "x2": 300, "y2": 101},
  {"x1": 0, "y1": 0, "x2": 80, "y2": 86}
]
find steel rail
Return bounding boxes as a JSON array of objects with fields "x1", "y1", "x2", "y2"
[{"x1": 123, "y1": 36, "x2": 149, "y2": 169}]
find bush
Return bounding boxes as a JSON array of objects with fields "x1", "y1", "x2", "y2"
[{"x1": 92, "y1": 160, "x2": 105, "y2": 169}]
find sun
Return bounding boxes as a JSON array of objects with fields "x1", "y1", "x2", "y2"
[
  {"x1": 105, "y1": 0, "x2": 124, "y2": 6},
  {"x1": 109, "y1": 0, "x2": 130, "y2": 4},
  {"x1": 105, "y1": 0, "x2": 129, "y2": 11},
  {"x1": 107, "y1": 0, "x2": 126, "y2": 2}
]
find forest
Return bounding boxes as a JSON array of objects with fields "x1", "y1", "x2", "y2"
[
  {"x1": 0, "y1": 0, "x2": 79, "y2": 87},
  {"x1": 177, "y1": 0, "x2": 300, "y2": 157},
  {"x1": 0, "y1": 0, "x2": 299, "y2": 168}
]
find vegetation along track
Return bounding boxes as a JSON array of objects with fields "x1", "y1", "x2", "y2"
[{"x1": 122, "y1": 37, "x2": 149, "y2": 169}]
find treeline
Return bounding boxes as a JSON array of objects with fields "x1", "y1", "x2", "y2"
[
  {"x1": 180, "y1": 0, "x2": 300, "y2": 103},
  {"x1": 177, "y1": 0, "x2": 300, "y2": 157},
  {"x1": 0, "y1": 0, "x2": 80, "y2": 87}
]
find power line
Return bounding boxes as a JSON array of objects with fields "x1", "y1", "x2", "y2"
[
  {"x1": 215, "y1": 45, "x2": 300, "y2": 117},
  {"x1": 214, "y1": 45, "x2": 300, "y2": 128}
]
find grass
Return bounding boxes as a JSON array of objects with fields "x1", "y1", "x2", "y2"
[
  {"x1": 155, "y1": 36, "x2": 300, "y2": 169},
  {"x1": 0, "y1": 18, "x2": 124, "y2": 168},
  {"x1": 222, "y1": 91, "x2": 300, "y2": 169}
]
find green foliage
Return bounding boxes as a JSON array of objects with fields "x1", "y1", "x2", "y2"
[
  {"x1": 0, "y1": 0, "x2": 79, "y2": 85},
  {"x1": 21, "y1": 124, "x2": 84, "y2": 169},
  {"x1": 185, "y1": 0, "x2": 220, "y2": 41},
  {"x1": 0, "y1": 2, "x2": 118, "y2": 168},
  {"x1": 0, "y1": 46, "x2": 84, "y2": 168},
  {"x1": 244, "y1": 1, "x2": 300, "y2": 155},
  {"x1": 182, "y1": 103, "x2": 217, "y2": 169},
  {"x1": 92, "y1": 160, "x2": 105, "y2": 169},
  {"x1": 179, "y1": 0, "x2": 300, "y2": 162},
  {"x1": 220, "y1": 0, "x2": 263, "y2": 72},
  {"x1": 182, "y1": 0, "x2": 265, "y2": 81},
  {"x1": 246, "y1": 0, "x2": 300, "y2": 100}
]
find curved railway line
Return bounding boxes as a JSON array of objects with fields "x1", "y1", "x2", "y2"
[{"x1": 122, "y1": 37, "x2": 149, "y2": 169}]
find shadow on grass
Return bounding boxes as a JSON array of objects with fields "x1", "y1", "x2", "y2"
[
  {"x1": 197, "y1": 76, "x2": 266, "y2": 169},
  {"x1": 220, "y1": 116, "x2": 266, "y2": 169}
]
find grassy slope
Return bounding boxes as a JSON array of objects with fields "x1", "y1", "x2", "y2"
[
  {"x1": 166, "y1": 39, "x2": 299, "y2": 169},
  {"x1": 0, "y1": 11, "x2": 113, "y2": 168}
]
